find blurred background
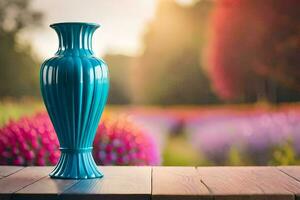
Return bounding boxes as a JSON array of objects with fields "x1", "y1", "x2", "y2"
[{"x1": 0, "y1": 0, "x2": 300, "y2": 166}]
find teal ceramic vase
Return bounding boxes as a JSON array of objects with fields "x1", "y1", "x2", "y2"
[{"x1": 40, "y1": 22, "x2": 109, "y2": 179}]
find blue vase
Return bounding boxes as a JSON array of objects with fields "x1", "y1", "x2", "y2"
[{"x1": 40, "y1": 22, "x2": 109, "y2": 179}]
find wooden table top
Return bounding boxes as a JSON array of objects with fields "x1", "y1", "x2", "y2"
[{"x1": 1, "y1": 166, "x2": 300, "y2": 200}]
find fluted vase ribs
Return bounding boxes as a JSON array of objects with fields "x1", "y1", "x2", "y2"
[{"x1": 40, "y1": 22, "x2": 109, "y2": 179}]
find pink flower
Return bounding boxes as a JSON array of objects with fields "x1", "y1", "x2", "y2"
[
  {"x1": 0, "y1": 112, "x2": 160, "y2": 166},
  {"x1": 93, "y1": 117, "x2": 160, "y2": 165},
  {"x1": 0, "y1": 112, "x2": 60, "y2": 166}
]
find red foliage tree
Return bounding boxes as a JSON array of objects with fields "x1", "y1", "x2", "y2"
[{"x1": 207, "y1": 0, "x2": 300, "y2": 100}]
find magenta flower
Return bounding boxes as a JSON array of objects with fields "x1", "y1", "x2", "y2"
[
  {"x1": 0, "y1": 112, "x2": 160, "y2": 166},
  {"x1": 93, "y1": 117, "x2": 160, "y2": 165},
  {"x1": 0, "y1": 112, "x2": 59, "y2": 166}
]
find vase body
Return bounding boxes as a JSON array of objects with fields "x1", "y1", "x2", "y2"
[{"x1": 40, "y1": 22, "x2": 109, "y2": 179}]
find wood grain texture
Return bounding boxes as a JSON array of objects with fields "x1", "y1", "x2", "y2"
[
  {"x1": 61, "y1": 166, "x2": 151, "y2": 200},
  {"x1": 0, "y1": 166, "x2": 52, "y2": 200},
  {"x1": 197, "y1": 167, "x2": 300, "y2": 200},
  {"x1": 278, "y1": 166, "x2": 300, "y2": 200},
  {"x1": 152, "y1": 167, "x2": 211, "y2": 200},
  {"x1": 278, "y1": 166, "x2": 300, "y2": 181},
  {"x1": 14, "y1": 176, "x2": 79, "y2": 200},
  {"x1": 0, "y1": 166, "x2": 24, "y2": 178},
  {"x1": 2, "y1": 166, "x2": 300, "y2": 200}
]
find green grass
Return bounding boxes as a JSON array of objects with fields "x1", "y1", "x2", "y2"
[
  {"x1": 0, "y1": 100, "x2": 44, "y2": 127},
  {"x1": 162, "y1": 134, "x2": 211, "y2": 166}
]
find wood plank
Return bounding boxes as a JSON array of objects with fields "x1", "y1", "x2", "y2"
[
  {"x1": 278, "y1": 166, "x2": 300, "y2": 200},
  {"x1": 0, "y1": 166, "x2": 24, "y2": 178},
  {"x1": 0, "y1": 166, "x2": 52, "y2": 200},
  {"x1": 14, "y1": 176, "x2": 79, "y2": 200},
  {"x1": 197, "y1": 166, "x2": 300, "y2": 200},
  {"x1": 1, "y1": 166, "x2": 300, "y2": 200},
  {"x1": 152, "y1": 167, "x2": 211, "y2": 200},
  {"x1": 61, "y1": 166, "x2": 151, "y2": 200},
  {"x1": 278, "y1": 166, "x2": 300, "y2": 181}
]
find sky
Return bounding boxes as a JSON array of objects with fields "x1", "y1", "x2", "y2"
[{"x1": 23, "y1": 0, "x2": 195, "y2": 59}]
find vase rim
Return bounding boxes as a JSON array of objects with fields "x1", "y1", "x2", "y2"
[{"x1": 50, "y1": 22, "x2": 100, "y2": 28}]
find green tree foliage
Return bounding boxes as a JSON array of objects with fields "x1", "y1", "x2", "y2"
[
  {"x1": 131, "y1": 0, "x2": 220, "y2": 105},
  {"x1": 0, "y1": 0, "x2": 42, "y2": 98},
  {"x1": 104, "y1": 54, "x2": 132, "y2": 104}
]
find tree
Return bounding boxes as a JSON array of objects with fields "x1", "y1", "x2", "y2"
[
  {"x1": 0, "y1": 0, "x2": 43, "y2": 98},
  {"x1": 206, "y1": 0, "x2": 300, "y2": 101},
  {"x1": 131, "y1": 0, "x2": 219, "y2": 105}
]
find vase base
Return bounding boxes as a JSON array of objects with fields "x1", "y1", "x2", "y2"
[{"x1": 50, "y1": 151, "x2": 103, "y2": 179}]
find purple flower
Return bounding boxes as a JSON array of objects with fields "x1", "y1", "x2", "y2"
[{"x1": 187, "y1": 110, "x2": 300, "y2": 163}]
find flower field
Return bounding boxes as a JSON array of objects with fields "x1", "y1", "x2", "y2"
[
  {"x1": 1, "y1": 100, "x2": 300, "y2": 166},
  {"x1": 186, "y1": 107, "x2": 300, "y2": 165}
]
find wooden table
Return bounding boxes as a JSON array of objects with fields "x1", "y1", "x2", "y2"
[{"x1": 1, "y1": 166, "x2": 300, "y2": 200}]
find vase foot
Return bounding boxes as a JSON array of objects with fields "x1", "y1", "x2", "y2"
[{"x1": 50, "y1": 151, "x2": 103, "y2": 179}]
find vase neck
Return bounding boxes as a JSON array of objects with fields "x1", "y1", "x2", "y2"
[{"x1": 50, "y1": 23, "x2": 100, "y2": 56}]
